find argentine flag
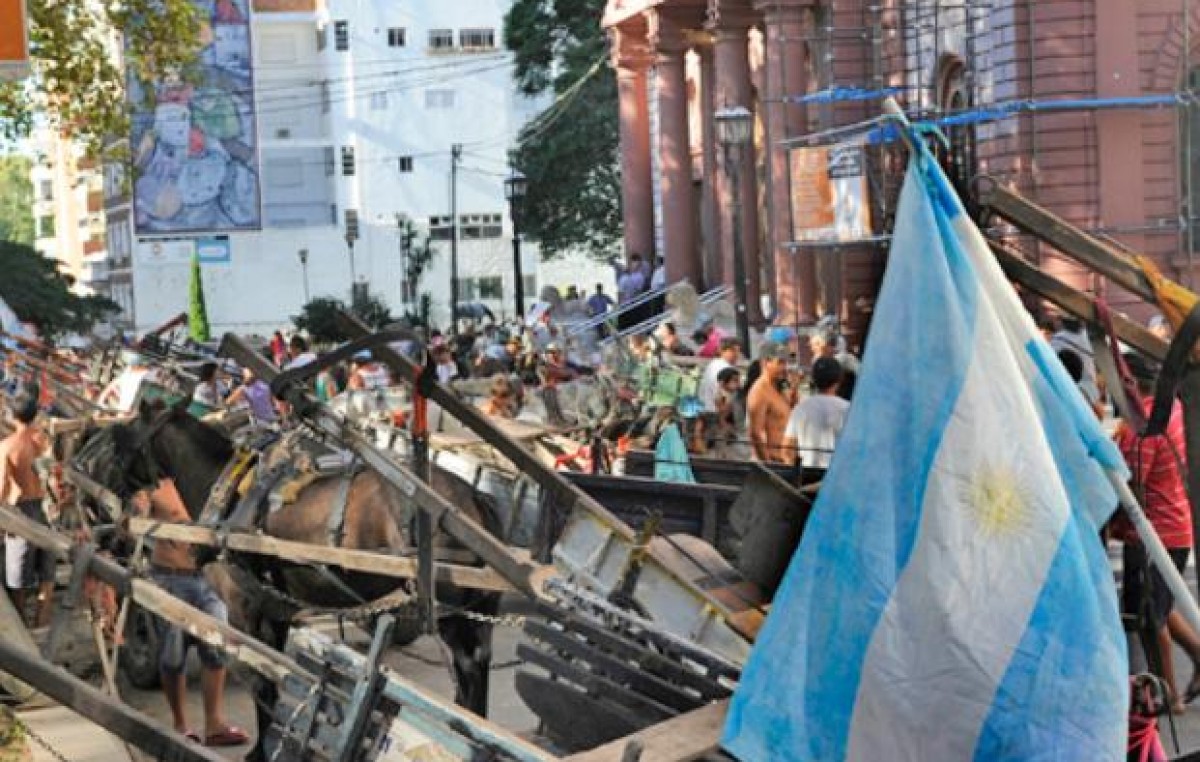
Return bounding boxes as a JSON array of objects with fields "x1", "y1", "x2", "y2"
[{"x1": 723, "y1": 142, "x2": 1129, "y2": 760}]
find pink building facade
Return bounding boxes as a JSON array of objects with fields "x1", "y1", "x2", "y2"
[{"x1": 604, "y1": 0, "x2": 1200, "y2": 336}]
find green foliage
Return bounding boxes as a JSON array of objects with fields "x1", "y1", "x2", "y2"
[
  {"x1": 294, "y1": 295, "x2": 394, "y2": 345},
  {"x1": 504, "y1": 0, "x2": 622, "y2": 261},
  {"x1": 0, "y1": 0, "x2": 204, "y2": 158},
  {"x1": 0, "y1": 240, "x2": 118, "y2": 337},
  {"x1": 0, "y1": 155, "x2": 34, "y2": 245},
  {"x1": 400, "y1": 220, "x2": 435, "y2": 295},
  {"x1": 188, "y1": 253, "x2": 210, "y2": 342}
]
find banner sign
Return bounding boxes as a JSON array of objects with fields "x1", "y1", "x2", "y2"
[
  {"x1": 137, "y1": 239, "x2": 195, "y2": 266},
  {"x1": 0, "y1": 0, "x2": 30, "y2": 80},
  {"x1": 130, "y1": 0, "x2": 262, "y2": 235},
  {"x1": 196, "y1": 236, "x2": 231, "y2": 263},
  {"x1": 789, "y1": 144, "x2": 873, "y2": 243}
]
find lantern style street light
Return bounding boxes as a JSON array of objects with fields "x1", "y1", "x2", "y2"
[
  {"x1": 714, "y1": 105, "x2": 753, "y2": 351},
  {"x1": 505, "y1": 165, "x2": 529, "y2": 320}
]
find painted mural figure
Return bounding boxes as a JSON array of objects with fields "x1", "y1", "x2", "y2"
[{"x1": 131, "y1": 0, "x2": 261, "y2": 234}]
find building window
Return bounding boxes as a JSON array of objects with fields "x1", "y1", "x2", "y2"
[
  {"x1": 428, "y1": 29, "x2": 454, "y2": 50},
  {"x1": 38, "y1": 215, "x2": 55, "y2": 238},
  {"x1": 934, "y1": 56, "x2": 971, "y2": 194},
  {"x1": 39, "y1": 180, "x2": 52, "y2": 202},
  {"x1": 316, "y1": 25, "x2": 327, "y2": 51},
  {"x1": 460, "y1": 213, "x2": 503, "y2": 240},
  {"x1": 341, "y1": 146, "x2": 356, "y2": 176},
  {"x1": 369, "y1": 91, "x2": 388, "y2": 111},
  {"x1": 523, "y1": 274, "x2": 537, "y2": 299},
  {"x1": 324, "y1": 146, "x2": 335, "y2": 176},
  {"x1": 429, "y1": 215, "x2": 454, "y2": 241},
  {"x1": 334, "y1": 20, "x2": 349, "y2": 51},
  {"x1": 320, "y1": 80, "x2": 331, "y2": 113},
  {"x1": 398, "y1": 156, "x2": 413, "y2": 173},
  {"x1": 459, "y1": 28, "x2": 496, "y2": 51},
  {"x1": 462, "y1": 276, "x2": 503, "y2": 301},
  {"x1": 425, "y1": 89, "x2": 455, "y2": 109},
  {"x1": 387, "y1": 27, "x2": 406, "y2": 47}
]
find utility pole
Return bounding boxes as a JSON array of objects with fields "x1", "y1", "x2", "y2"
[{"x1": 449, "y1": 143, "x2": 462, "y2": 330}]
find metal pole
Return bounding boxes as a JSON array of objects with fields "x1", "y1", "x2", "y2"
[
  {"x1": 512, "y1": 203, "x2": 525, "y2": 319},
  {"x1": 727, "y1": 143, "x2": 751, "y2": 350},
  {"x1": 348, "y1": 240, "x2": 357, "y2": 291},
  {"x1": 450, "y1": 143, "x2": 462, "y2": 329}
]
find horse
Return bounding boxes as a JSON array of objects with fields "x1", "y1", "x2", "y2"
[{"x1": 73, "y1": 401, "x2": 503, "y2": 762}]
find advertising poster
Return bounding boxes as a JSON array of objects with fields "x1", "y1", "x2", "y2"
[
  {"x1": 130, "y1": 0, "x2": 262, "y2": 234},
  {"x1": 789, "y1": 143, "x2": 873, "y2": 243}
]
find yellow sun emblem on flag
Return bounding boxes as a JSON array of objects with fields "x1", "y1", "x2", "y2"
[{"x1": 967, "y1": 467, "x2": 1033, "y2": 539}]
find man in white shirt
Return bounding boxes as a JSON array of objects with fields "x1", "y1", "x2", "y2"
[
  {"x1": 284, "y1": 335, "x2": 317, "y2": 370},
  {"x1": 698, "y1": 338, "x2": 741, "y2": 413},
  {"x1": 783, "y1": 357, "x2": 850, "y2": 471}
]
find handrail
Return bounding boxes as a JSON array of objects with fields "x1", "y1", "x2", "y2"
[
  {"x1": 564, "y1": 279, "x2": 685, "y2": 338},
  {"x1": 600, "y1": 284, "x2": 734, "y2": 345}
]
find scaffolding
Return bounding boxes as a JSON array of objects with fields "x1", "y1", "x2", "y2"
[{"x1": 776, "y1": 0, "x2": 1200, "y2": 332}]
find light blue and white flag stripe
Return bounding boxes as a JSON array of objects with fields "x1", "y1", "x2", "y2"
[{"x1": 722, "y1": 142, "x2": 1129, "y2": 761}]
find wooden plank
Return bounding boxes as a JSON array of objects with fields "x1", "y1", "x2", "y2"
[
  {"x1": 127, "y1": 518, "x2": 515, "y2": 593},
  {"x1": 989, "y1": 243, "x2": 1169, "y2": 361},
  {"x1": 564, "y1": 700, "x2": 729, "y2": 762},
  {"x1": 977, "y1": 179, "x2": 1157, "y2": 303}
]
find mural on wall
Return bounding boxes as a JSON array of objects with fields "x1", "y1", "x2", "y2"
[{"x1": 130, "y1": 0, "x2": 261, "y2": 234}]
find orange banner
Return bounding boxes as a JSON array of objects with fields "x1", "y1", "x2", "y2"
[
  {"x1": 0, "y1": 0, "x2": 29, "y2": 79},
  {"x1": 252, "y1": 0, "x2": 318, "y2": 11}
]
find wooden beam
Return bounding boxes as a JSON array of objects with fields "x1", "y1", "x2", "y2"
[
  {"x1": 989, "y1": 242, "x2": 1169, "y2": 361},
  {"x1": 127, "y1": 518, "x2": 515, "y2": 593},
  {"x1": 564, "y1": 700, "x2": 729, "y2": 762},
  {"x1": 0, "y1": 634, "x2": 226, "y2": 762},
  {"x1": 977, "y1": 179, "x2": 1157, "y2": 303}
]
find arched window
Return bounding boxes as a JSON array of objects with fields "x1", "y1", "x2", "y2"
[{"x1": 935, "y1": 56, "x2": 973, "y2": 194}]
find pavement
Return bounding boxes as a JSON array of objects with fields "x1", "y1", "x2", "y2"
[{"x1": 25, "y1": 618, "x2": 536, "y2": 762}]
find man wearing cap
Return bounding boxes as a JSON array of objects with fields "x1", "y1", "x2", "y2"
[
  {"x1": 783, "y1": 357, "x2": 850, "y2": 472},
  {"x1": 747, "y1": 342, "x2": 798, "y2": 463},
  {"x1": 541, "y1": 344, "x2": 579, "y2": 387},
  {"x1": 348, "y1": 351, "x2": 390, "y2": 390},
  {"x1": 1113, "y1": 352, "x2": 1200, "y2": 711}
]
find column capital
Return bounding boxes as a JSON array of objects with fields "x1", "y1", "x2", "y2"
[
  {"x1": 752, "y1": 0, "x2": 815, "y2": 23},
  {"x1": 705, "y1": 0, "x2": 759, "y2": 33},
  {"x1": 609, "y1": 22, "x2": 655, "y2": 72},
  {"x1": 647, "y1": 10, "x2": 691, "y2": 56}
]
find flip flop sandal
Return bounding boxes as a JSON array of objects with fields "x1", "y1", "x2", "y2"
[
  {"x1": 205, "y1": 726, "x2": 250, "y2": 747},
  {"x1": 182, "y1": 730, "x2": 201, "y2": 744}
]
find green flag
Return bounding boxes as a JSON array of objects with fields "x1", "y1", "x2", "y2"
[{"x1": 188, "y1": 253, "x2": 211, "y2": 342}]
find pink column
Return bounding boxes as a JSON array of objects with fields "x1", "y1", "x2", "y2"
[
  {"x1": 651, "y1": 12, "x2": 701, "y2": 286},
  {"x1": 707, "y1": 13, "x2": 764, "y2": 321},
  {"x1": 757, "y1": 1, "x2": 815, "y2": 324},
  {"x1": 612, "y1": 25, "x2": 656, "y2": 261},
  {"x1": 698, "y1": 43, "x2": 721, "y2": 290}
]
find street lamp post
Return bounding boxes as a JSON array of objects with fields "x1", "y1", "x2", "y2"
[
  {"x1": 715, "y1": 105, "x2": 754, "y2": 352},
  {"x1": 298, "y1": 248, "x2": 310, "y2": 303},
  {"x1": 504, "y1": 165, "x2": 528, "y2": 321},
  {"x1": 396, "y1": 213, "x2": 413, "y2": 314}
]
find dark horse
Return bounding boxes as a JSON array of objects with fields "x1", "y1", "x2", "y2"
[{"x1": 74, "y1": 402, "x2": 502, "y2": 762}]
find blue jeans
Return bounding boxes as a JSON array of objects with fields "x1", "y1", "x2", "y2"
[{"x1": 152, "y1": 569, "x2": 229, "y2": 674}]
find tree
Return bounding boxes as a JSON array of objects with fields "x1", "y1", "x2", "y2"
[
  {"x1": 0, "y1": 0, "x2": 203, "y2": 158},
  {"x1": 293, "y1": 296, "x2": 393, "y2": 346},
  {"x1": 0, "y1": 240, "x2": 118, "y2": 337},
  {"x1": 504, "y1": 0, "x2": 622, "y2": 261},
  {"x1": 188, "y1": 253, "x2": 210, "y2": 342},
  {"x1": 0, "y1": 155, "x2": 34, "y2": 245}
]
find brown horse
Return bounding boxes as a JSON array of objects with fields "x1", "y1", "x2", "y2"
[{"x1": 73, "y1": 401, "x2": 502, "y2": 762}]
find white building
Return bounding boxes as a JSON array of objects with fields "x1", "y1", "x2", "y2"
[
  {"x1": 107, "y1": 0, "x2": 611, "y2": 336},
  {"x1": 29, "y1": 128, "x2": 107, "y2": 297}
]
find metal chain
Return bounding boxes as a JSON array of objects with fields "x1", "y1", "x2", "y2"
[
  {"x1": 0, "y1": 705, "x2": 72, "y2": 762},
  {"x1": 455, "y1": 610, "x2": 527, "y2": 628}
]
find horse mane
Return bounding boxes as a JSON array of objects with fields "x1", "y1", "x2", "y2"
[{"x1": 162, "y1": 405, "x2": 234, "y2": 462}]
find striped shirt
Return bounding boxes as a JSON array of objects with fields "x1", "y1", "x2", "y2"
[{"x1": 1116, "y1": 397, "x2": 1192, "y2": 550}]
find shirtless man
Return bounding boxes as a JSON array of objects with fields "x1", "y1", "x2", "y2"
[
  {"x1": 747, "y1": 342, "x2": 798, "y2": 464},
  {"x1": 481, "y1": 374, "x2": 518, "y2": 418},
  {"x1": 0, "y1": 391, "x2": 54, "y2": 626},
  {"x1": 129, "y1": 479, "x2": 247, "y2": 747}
]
